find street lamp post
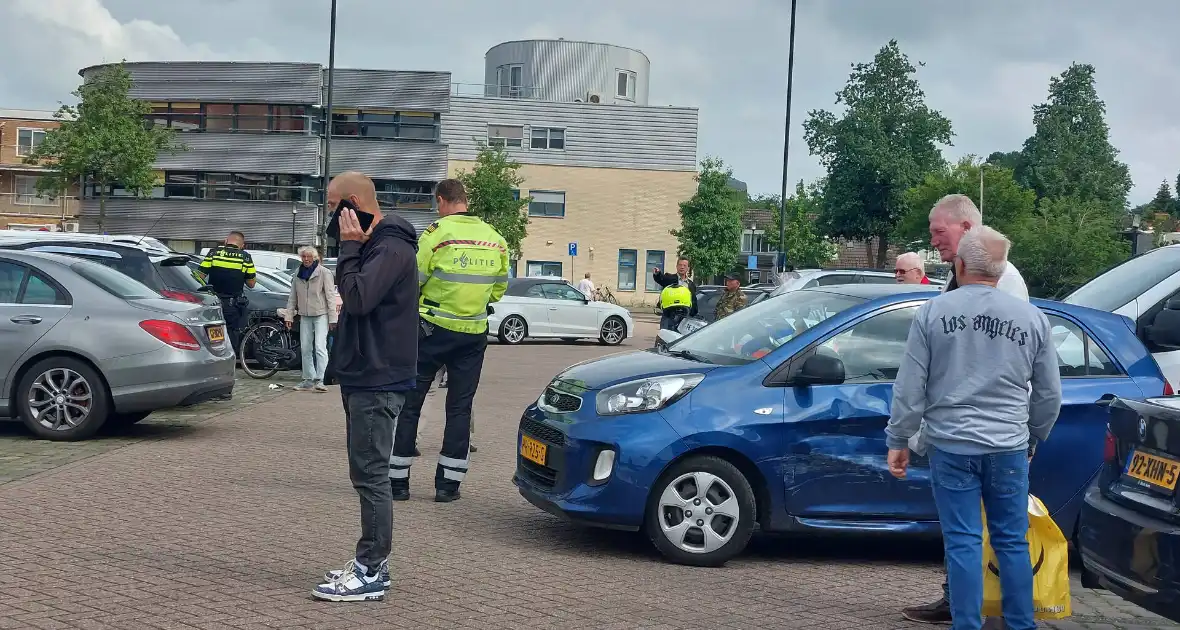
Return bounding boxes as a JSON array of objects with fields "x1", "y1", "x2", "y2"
[
  {"x1": 292, "y1": 207, "x2": 298, "y2": 250},
  {"x1": 320, "y1": 0, "x2": 338, "y2": 252},
  {"x1": 979, "y1": 162, "x2": 987, "y2": 220},
  {"x1": 777, "y1": 0, "x2": 799, "y2": 273}
]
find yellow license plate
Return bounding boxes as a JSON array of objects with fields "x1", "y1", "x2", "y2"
[
  {"x1": 1125, "y1": 449, "x2": 1180, "y2": 491},
  {"x1": 520, "y1": 435, "x2": 547, "y2": 466},
  {"x1": 207, "y1": 326, "x2": 225, "y2": 343}
]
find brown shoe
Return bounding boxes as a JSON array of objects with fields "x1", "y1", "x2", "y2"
[{"x1": 902, "y1": 597, "x2": 951, "y2": 624}]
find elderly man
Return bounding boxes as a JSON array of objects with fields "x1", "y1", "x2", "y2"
[
  {"x1": 886, "y1": 226, "x2": 1061, "y2": 630},
  {"x1": 903, "y1": 194, "x2": 1031, "y2": 624},
  {"x1": 894, "y1": 252, "x2": 931, "y2": 285}
]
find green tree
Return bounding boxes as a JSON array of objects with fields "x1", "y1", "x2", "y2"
[
  {"x1": 894, "y1": 157, "x2": 1036, "y2": 248},
  {"x1": 803, "y1": 40, "x2": 953, "y2": 267},
  {"x1": 1008, "y1": 197, "x2": 1129, "y2": 299},
  {"x1": 758, "y1": 182, "x2": 839, "y2": 268},
  {"x1": 456, "y1": 143, "x2": 531, "y2": 259},
  {"x1": 23, "y1": 62, "x2": 182, "y2": 232},
  {"x1": 985, "y1": 150, "x2": 1031, "y2": 188},
  {"x1": 1151, "y1": 180, "x2": 1176, "y2": 215},
  {"x1": 673, "y1": 157, "x2": 745, "y2": 280},
  {"x1": 1019, "y1": 63, "x2": 1132, "y2": 212}
]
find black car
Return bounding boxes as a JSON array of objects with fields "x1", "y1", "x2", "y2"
[
  {"x1": 182, "y1": 255, "x2": 288, "y2": 322},
  {"x1": 693, "y1": 286, "x2": 770, "y2": 323}
]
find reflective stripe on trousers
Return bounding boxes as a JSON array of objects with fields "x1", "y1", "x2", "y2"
[
  {"x1": 387, "y1": 454, "x2": 470, "y2": 481},
  {"x1": 389, "y1": 455, "x2": 413, "y2": 480}
]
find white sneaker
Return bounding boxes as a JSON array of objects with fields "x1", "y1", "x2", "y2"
[{"x1": 312, "y1": 560, "x2": 386, "y2": 602}]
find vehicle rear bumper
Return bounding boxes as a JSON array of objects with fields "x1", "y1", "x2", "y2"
[
  {"x1": 106, "y1": 349, "x2": 236, "y2": 413},
  {"x1": 1078, "y1": 484, "x2": 1180, "y2": 622}
]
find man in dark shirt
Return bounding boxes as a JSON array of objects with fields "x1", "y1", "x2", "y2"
[
  {"x1": 198, "y1": 231, "x2": 256, "y2": 356},
  {"x1": 313, "y1": 171, "x2": 419, "y2": 603},
  {"x1": 652, "y1": 257, "x2": 699, "y2": 322}
]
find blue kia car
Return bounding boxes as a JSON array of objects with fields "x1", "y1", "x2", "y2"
[{"x1": 514, "y1": 284, "x2": 1168, "y2": 566}]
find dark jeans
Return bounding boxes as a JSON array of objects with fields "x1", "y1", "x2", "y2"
[
  {"x1": 220, "y1": 297, "x2": 247, "y2": 356},
  {"x1": 343, "y1": 390, "x2": 405, "y2": 569},
  {"x1": 931, "y1": 447, "x2": 1034, "y2": 630},
  {"x1": 391, "y1": 319, "x2": 487, "y2": 490}
]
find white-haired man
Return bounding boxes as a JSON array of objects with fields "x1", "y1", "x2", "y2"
[
  {"x1": 894, "y1": 252, "x2": 931, "y2": 285},
  {"x1": 902, "y1": 194, "x2": 1031, "y2": 625},
  {"x1": 887, "y1": 226, "x2": 1061, "y2": 630}
]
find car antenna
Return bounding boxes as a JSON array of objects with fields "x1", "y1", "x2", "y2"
[{"x1": 134, "y1": 213, "x2": 168, "y2": 248}]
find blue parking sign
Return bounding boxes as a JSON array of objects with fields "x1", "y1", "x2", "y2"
[{"x1": 568, "y1": 242, "x2": 578, "y2": 256}]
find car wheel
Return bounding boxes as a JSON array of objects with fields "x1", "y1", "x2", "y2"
[
  {"x1": 645, "y1": 455, "x2": 756, "y2": 567},
  {"x1": 599, "y1": 316, "x2": 627, "y2": 346},
  {"x1": 16, "y1": 357, "x2": 110, "y2": 441},
  {"x1": 498, "y1": 315, "x2": 528, "y2": 345}
]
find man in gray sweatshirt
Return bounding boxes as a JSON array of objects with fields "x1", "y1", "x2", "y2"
[{"x1": 886, "y1": 226, "x2": 1062, "y2": 630}]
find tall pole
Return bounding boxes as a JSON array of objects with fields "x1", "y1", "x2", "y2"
[
  {"x1": 979, "y1": 163, "x2": 985, "y2": 220},
  {"x1": 320, "y1": 0, "x2": 338, "y2": 250},
  {"x1": 777, "y1": 0, "x2": 799, "y2": 273}
]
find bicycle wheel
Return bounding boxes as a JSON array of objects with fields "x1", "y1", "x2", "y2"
[
  {"x1": 605, "y1": 289, "x2": 619, "y2": 306},
  {"x1": 238, "y1": 321, "x2": 290, "y2": 379}
]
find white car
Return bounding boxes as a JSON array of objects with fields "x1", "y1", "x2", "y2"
[
  {"x1": 769, "y1": 268, "x2": 944, "y2": 296},
  {"x1": 489, "y1": 277, "x2": 633, "y2": 345}
]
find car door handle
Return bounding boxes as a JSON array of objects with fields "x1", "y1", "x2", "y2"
[
  {"x1": 10, "y1": 315, "x2": 42, "y2": 325},
  {"x1": 548, "y1": 307, "x2": 558, "y2": 311}
]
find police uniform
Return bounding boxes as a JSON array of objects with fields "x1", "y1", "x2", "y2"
[
  {"x1": 199, "y1": 244, "x2": 256, "y2": 353},
  {"x1": 390, "y1": 213, "x2": 510, "y2": 496},
  {"x1": 659, "y1": 282, "x2": 693, "y2": 331}
]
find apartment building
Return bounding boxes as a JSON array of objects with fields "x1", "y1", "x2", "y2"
[
  {"x1": 0, "y1": 109, "x2": 79, "y2": 230},
  {"x1": 75, "y1": 61, "x2": 450, "y2": 253},
  {"x1": 446, "y1": 40, "x2": 699, "y2": 306}
]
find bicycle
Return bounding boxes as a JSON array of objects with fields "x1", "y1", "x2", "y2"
[
  {"x1": 238, "y1": 308, "x2": 302, "y2": 379},
  {"x1": 594, "y1": 286, "x2": 619, "y2": 305}
]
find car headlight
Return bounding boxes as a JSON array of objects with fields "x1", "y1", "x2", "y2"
[{"x1": 595, "y1": 374, "x2": 704, "y2": 416}]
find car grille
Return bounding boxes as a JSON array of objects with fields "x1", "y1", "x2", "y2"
[
  {"x1": 541, "y1": 387, "x2": 582, "y2": 413},
  {"x1": 519, "y1": 458, "x2": 558, "y2": 489},
  {"x1": 521, "y1": 416, "x2": 567, "y2": 446},
  {"x1": 518, "y1": 416, "x2": 566, "y2": 490}
]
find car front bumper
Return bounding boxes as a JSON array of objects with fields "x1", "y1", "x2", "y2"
[
  {"x1": 104, "y1": 347, "x2": 237, "y2": 414},
  {"x1": 1078, "y1": 484, "x2": 1180, "y2": 623},
  {"x1": 513, "y1": 402, "x2": 683, "y2": 531}
]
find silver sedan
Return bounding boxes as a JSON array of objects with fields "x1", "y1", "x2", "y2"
[{"x1": 0, "y1": 250, "x2": 236, "y2": 441}]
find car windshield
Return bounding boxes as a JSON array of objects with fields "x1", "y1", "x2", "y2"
[
  {"x1": 668, "y1": 289, "x2": 865, "y2": 365},
  {"x1": 71, "y1": 260, "x2": 159, "y2": 300},
  {"x1": 1065, "y1": 246, "x2": 1180, "y2": 312}
]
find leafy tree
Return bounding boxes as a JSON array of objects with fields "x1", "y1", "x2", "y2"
[
  {"x1": 1151, "y1": 180, "x2": 1176, "y2": 215},
  {"x1": 803, "y1": 40, "x2": 953, "y2": 267},
  {"x1": 1019, "y1": 63, "x2": 1132, "y2": 212},
  {"x1": 895, "y1": 157, "x2": 1036, "y2": 248},
  {"x1": 672, "y1": 157, "x2": 745, "y2": 280},
  {"x1": 22, "y1": 62, "x2": 182, "y2": 232},
  {"x1": 1008, "y1": 197, "x2": 1129, "y2": 299},
  {"x1": 456, "y1": 143, "x2": 531, "y2": 259},
  {"x1": 758, "y1": 182, "x2": 839, "y2": 268},
  {"x1": 986, "y1": 150, "x2": 1031, "y2": 188}
]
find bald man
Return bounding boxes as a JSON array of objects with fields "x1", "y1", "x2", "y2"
[{"x1": 314, "y1": 171, "x2": 420, "y2": 603}]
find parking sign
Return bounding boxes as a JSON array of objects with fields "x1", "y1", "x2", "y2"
[{"x1": 568, "y1": 242, "x2": 578, "y2": 256}]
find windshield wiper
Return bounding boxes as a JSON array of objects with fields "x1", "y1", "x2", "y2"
[{"x1": 667, "y1": 348, "x2": 710, "y2": 364}]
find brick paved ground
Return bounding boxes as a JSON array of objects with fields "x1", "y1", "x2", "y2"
[{"x1": 0, "y1": 322, "x2": 1175, "y2": 629}]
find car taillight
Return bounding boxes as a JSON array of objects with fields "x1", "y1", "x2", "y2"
[
  {"x1": 1103, "y1": 427, "x2": 1117, "y2": 463},
  {"x1": 1166, "y1": 380, "x2": 1175, "y2": 396},
  {"x1": 160, "y1": 289, "x2": 202, "y2": 303},
  {"x1": 139, "y1": 320, "x2": 201, "y2": 351}
]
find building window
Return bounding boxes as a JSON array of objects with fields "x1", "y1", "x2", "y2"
[
  {"x1": 147, "y1": 103, "x2": 310, "y2": 134},
  {"x1": 741, "y1": 229, "x2": 773, "y2": 254},
  {"x1": 168, "y1": 102, "x2": 202, "y2": 131},
  {"x1": 526, "y1": 260, "x2": 562, "y2": 278},
  {"x1": 618, "y1": 249, "x2": 638, "y2": 291},
  {"x1": 14, "y1": 175, "x2": 55, "y2": 206},
  {"x1": 498, "y1": 64, "x2": 524, "y2": 98},
  {"x1": 16, "y1": 129, "x2": 46, "y2": 156},
  {"x1": 644, "y1": 250, "x2": 665, "y2": 291},
  {"x1": 236, "y1": 104, "x2": 270, "y2": 132},
  {"x1": 373, "y1": 179, "x2": 435, "y2": 211},
  {"x1": 616, "y1": 70, "x2": 636, "y2": 100},
  {"x1": 530, "y1": 127, "x2": 565, "y2": 150},
  {"x1": 527, "y1": 191, "x2": 566, "y2": 218},
  {"x1": 487, "y1": 124, "x2": 523, "y2": 148},
  {"x1": 205, "y1": 104, "x2": 234, "y2": 132}
]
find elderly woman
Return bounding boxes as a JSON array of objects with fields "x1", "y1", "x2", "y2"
[{"x1": 285, "y1": 246, "x2": 338, "y2": 391}]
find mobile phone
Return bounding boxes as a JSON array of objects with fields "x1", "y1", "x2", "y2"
[{"x1": 326, "y1": 199, "x2": 376, "y2": 240}]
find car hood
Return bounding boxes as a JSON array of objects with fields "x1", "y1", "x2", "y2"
[{"x1": 552, "y1": 349, "x2": 719, "y2": 391}]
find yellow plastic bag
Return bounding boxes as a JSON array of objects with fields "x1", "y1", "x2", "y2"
[{"x1": 981, "y1": 494, "x2": 1071, "y2": 620}]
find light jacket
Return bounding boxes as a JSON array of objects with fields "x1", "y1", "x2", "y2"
[
  {"x1": 417, "y1": 213, "x2": 511, "y2": 334},
  {"x1": 286, "y1": 263, "x2": 339, "y2": 324}
]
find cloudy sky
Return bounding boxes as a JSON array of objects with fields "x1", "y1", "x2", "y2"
[{"x1": 2, "y1": 0, "x2": 1177, "y2": 204}]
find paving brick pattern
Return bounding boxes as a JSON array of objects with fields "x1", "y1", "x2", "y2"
[{"x1": 0, "y1": 323, "x2": 1175, "y2": 629}]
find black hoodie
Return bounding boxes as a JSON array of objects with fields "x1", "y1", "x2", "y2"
[{"x1": 324, "y1": 215, "x2": 419, "y2": 390}]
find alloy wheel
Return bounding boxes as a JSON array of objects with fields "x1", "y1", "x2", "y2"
[
  {"x1": 601, "y1": 318, "x2": 625, "y2": 344},
  {"x1": 504, "y1": 316, "x2": 526, "y2": 343},
  {"x1": 657, "y1": 471, "x2": 740, "y2": 554},
  {"x1": 27, "y1": 367, "x2": 94, "y2": 432}
]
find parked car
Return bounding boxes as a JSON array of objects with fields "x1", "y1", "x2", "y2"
[
  {"x1": 514, "y1": 283, "x2": 1166, "y2": 566},
  {"x1": 693, "y1": 286, "x2": 771, "y2": 324},
  {"x1": 1065, "y1": 244, "x2": 1180, "y2": 389},
  {"x1": 489, "y1": 278, "x2": 633, "y2": 346},
  {"x1": 0, "y1": 250, "x2": 235, "y2": 441},
  {"x1": 769, "y1": 268, "x2": 944, "y2": 297},
  {"x1": 182, "y1": 255, "x2": 288, "y2": 322},
  {"x1": 200, "y1": 248, "x2": 301, "y2": 274},
  {"x1": 1078, "y1": 395, "x2": 1180, "y2": 623},
  {"x1": 0, "y1": 236, "x2": 218, "y2": 307}
]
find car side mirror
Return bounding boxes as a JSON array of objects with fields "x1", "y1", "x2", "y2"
[
  {"x1": 791, "y1": 353, "x2": 846, "y2": 387},
  {"x1": 1149, "y1": 303, "x2": 1180, "y2": 350}
]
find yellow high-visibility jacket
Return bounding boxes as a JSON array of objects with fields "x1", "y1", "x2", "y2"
[{"x1": 416, "y1": 214, "x2": 510, "y2": 334}]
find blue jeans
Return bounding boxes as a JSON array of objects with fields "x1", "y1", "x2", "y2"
[
  {"x1": 930, "y1": 447, "x2": 1034, "y2": 630},
  {"x1": 300, "y1": 314, "x2": 330, "y2": 382}
]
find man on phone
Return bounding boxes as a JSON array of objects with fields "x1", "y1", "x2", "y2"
[
  {"x1": 312, "y1": 171, "x2": 419, "y2": 603},
  {"x1": 389, "y1": 178, "x2": 509, "y2": 503}
]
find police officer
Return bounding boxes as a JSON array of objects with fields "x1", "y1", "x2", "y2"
[
  {"x1": 198, "y1": 231, "x2": 257, "y2": 356},
  {"x1": 390, "y1": 179, "x2": 509, "y2": 503},
  {"x1": 652, "y1": 257, "x2": 698, "y2": 331}
]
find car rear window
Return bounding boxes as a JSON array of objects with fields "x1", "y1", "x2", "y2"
[
  {"x1": 21, "y1": 245, "x2": 163, "y2": 291},
  {"x1": 71, "y1": 260, "x2": 159, "y2": 300},
  {"x1": 1066, "y1": 247, "x2": 1180, "y2": 312},
  {"x1": 157, "y1": 261, "x2": 206, "y2": 291}
]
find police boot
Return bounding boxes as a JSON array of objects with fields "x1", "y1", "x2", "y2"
[
  {"x1": 434, "y1": 484, "x2": 461, "y2": 503},
  {"x1": 391, "y1": 478, "x2": 410, "y2": 502}
]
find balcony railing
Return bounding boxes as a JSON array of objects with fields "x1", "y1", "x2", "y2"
[
  {"x1": 145, "y1": 113, "x2": 315, "y2": 134},
  {"x1": 451, "y1": 82, "x2": 544, "y2": 100},
  {"x1": 376, "y1": 191, "x2": 434, "y2": 211},
  {"x1": 0, "y1": 193, "x2": 79, "y2": 219}
]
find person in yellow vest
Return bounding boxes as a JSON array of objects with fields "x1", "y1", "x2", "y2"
[
  {"x1": 653, "y1": 257, "x2": 699, "y2": 330},
  {"x1": 389, "y1": 179, "x2": 509, "y2": 503}
]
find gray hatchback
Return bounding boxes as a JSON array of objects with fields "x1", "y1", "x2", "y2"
[{"x1": 0, "y1": 250, "x2": 235, "y2": 441}]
